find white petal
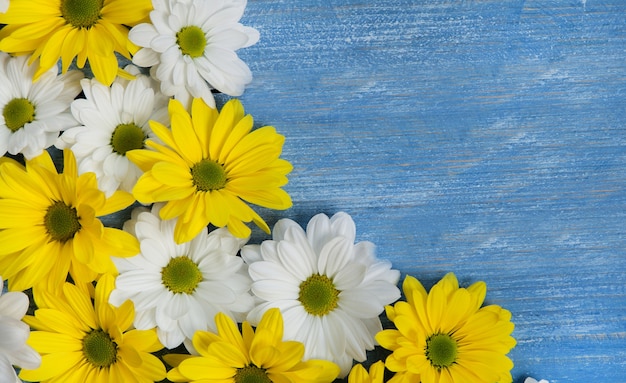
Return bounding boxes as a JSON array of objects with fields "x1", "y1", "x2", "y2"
[
  {"x1": 0, "y1": 291, "x2": 29, "y2": 319},
  {"x1": 317, "y1": 236, "x2": 354, "y2": 278},
  {"x1": 129, "y1": 23, "x2": 159, "y2": 47},
  {"x1": 330, "y1": 212, "x2": 357, "y2": 243},
  {"x1": 277, "y1": 240, "x2": 314, "y2": 281},
  {"x1": 251, "y1": 279, "x2": 299, "y2": 301}
]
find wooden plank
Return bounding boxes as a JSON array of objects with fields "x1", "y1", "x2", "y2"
[{"x1": 235, "y1": 0, "x2": 626, "y2": 381}]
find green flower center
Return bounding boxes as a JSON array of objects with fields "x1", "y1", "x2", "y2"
[
  {"x1": 83, "y1": 329, "x2": 117, "y2": 368},
  {"x1": 176, "y1": 26, "x2": 207, "y2": 58},
  {"x1": 44, "y1": 201, "x2": 81, "y2": 243},
  {"x1": 161, "y1": 256, "x2": 203, "y2": 294},
  {"x1": 61, "y1": 0, "x2": 103, "y2": 29},
  {"x1": 3, "y1": 98, "x2": 35, "y2": 132},
  {"x1": 191, "y1": 159, "x2": 227, "y2": 192},
  {"x1": 425, "y1": 333, "x2": 458, "y2": 369},
  {"x1": 111, "y1": 123, "x2": 146, "y2": 155},
  {"x1": 234, "y1": 365, "x2": 272, "y2": 383},
  {"x1": 298, "y1": 274, "x2": 339, "y2": 316}
]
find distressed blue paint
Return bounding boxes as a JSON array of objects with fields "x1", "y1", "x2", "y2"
[{"x1": 234, "y1": 0, "x2": 626, "y2": 382}]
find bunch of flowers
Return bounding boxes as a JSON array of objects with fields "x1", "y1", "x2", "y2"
[{"x1": 0, "y1": 0, "x2": 544, "y2": 382}]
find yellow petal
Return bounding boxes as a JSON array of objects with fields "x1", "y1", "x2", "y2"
[
  {"x1": 191, "y1": 97, "x2": 218, "y2": 158},
  {"x1": 170, "y1": 98, "x2": 203, "y2": 163},
  {"x1": 19, "y1": 351, "x2": 83, "y2": 382},
  {"x1": 98, "y1": 190, "x2": 135, "y2": 216},
  {"x1": 28, "y1": 332, "x2": 82, "y2": 353},
  {"x1": 62, "y1": 283, "x2": 97, "y2": 330},
  {"x1": 210, "y1": 99, "x2": 244, "y2": 160},
  {"x1": 215, "y1": 313, "x2": 247, "y2": 358}
]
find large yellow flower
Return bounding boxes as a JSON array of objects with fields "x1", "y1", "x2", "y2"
[
  {"x1": 0, "y1": 0, "x2": 152, "y2": 86},
  {"x1": 128, "y1": 98, "x2": 293, "y2": 243},
  {"x1": 0, "y1": 149, "x2": 139, "y2": 292},
  {"x1": 348, "y1": 361, "x2": 386, "y2": 383},
  {"x1": 19, "y1": 274, "x2": 166, "y2": 383},
  {"x1": 165, "y1": 308, "x2": 340, "y2": 383},
  {"x1": 376, "y1": 273, "x2": 516, "y2": 383}
]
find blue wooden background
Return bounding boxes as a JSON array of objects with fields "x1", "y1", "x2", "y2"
[{"x1": 228, "y1": 0, "x2": 626, "y2": 382}]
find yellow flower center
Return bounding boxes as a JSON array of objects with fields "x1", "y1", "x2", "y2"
[
  {"x1": 61, "y1": 0, "x2": 103, "y2": 29},
  {"x1": 234, "y1": 365, "x2": 272, "y2": 383},
  {"x1": 176, "y1": 26, "x2": 207, "y2": 58},
  {"x1": 3, "y1": 98, "x2": 35, "y2": 132},
  {"x1": 83, "y1": 329, "x2": 117, "y2": 368},
  {"x1": 161, "y1": 256, "x2": 203, "y2": 294},
  {"x1": 111, "y1": 123, "x2": 146, "y2": 155},
  {"x1": 191, "y1": 159, "x2": 227, "y2": 192},
  {"x1": 44, "y1": 201, "x2": 81, "y2": 243},
  {"x1": 425, "y1": 333, "x2": 458, "y2": 369},
  {"x1": 298, "y1": 274, "x2": 339, "y2": 316}
]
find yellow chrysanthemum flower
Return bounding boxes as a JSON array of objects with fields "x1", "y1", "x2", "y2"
[
  {"x1": 127, "y1": 98, "x2": 293, "y2": 243},
  {"x1": 19, "y1": 274, "x2": 166, "y2": 383},
  {"x1": 376, "y1": 273, "x2": 516, "y2": 383},
  {"x1": 165, "y1": 308, "x2": 340, "y2": 383},
  {"x1": 0, "y1": 149, "x2": 139, "y2": 292},
  {"x1": 0, "y1": 0, "x2": 152, "y2": 86},
  {"x1": 348, "y1": 361, "x2": 386, "y2": 383}
]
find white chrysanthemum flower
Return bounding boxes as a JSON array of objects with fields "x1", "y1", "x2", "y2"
[
  {"x1": 0, "y1": 277, "x2": 41, "y2": 383},
  {"x1": 129, "y1": 0, "x2": 259, "y2": 108},
  {"x1": 109, "y1": 204, "x2": 254, "y2": 350},
  {"x1": 0, "y1": 52, "x2": 82, "y2": 159},
  {"x1": 525, "y1": 378, "x2": 550, "y2": 383},
  {"x1": 241, "y1": 212, "x2": 401, "y2": 377},
  {"x1": 55, "y1": 65, "x2": 169, "y2": 197}
]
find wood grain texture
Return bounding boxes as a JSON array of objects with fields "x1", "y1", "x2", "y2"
[{"x1": 232, "y1": 0, "x2": 626, "y2": 381}]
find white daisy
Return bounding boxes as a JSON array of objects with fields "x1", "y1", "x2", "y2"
[
  {"x1": 129, "y1": 0, "x2": 260, "y2": 108},
  {"x1": 0, "y1": 277, "x2": 41, "y2": 383},
  {"x1": 109, "y1": 204, "x2": 254, "y2": 350},
  {"x1": 0, "y1": 52, "x2": 82, "y2": 159},
  {"x1": 525, "y1": 378, "x2": 550, "y2": 383},
  {"x1": 55, "y1": 65, "x2": 169, "y2": 197},
  {"x1": 241, "y1": 212, "x2": 401, "y2": 377}
]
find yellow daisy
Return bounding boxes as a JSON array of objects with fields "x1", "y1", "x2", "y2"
[
  {"x1": 0, "y1": 0, "x2": 152, "y2": 86},
  {"x1": 165, "y1": 308, "x2": 340, "y2": 383},
  {"x1": 19, "y1": 274, "x2": 166, "y2": 383},
  {"x1": 127, "y1": 97, "x2": 293, "y2": 243},
  {"x1": 376, "y1": 273, "x2": 516, "y2": 383},
  {"x1": 348, "y1": 361, "x2": 386, "y2": 383},
  {"x1": 0, "y1": 149, "x2": 139, "y2": 292}
]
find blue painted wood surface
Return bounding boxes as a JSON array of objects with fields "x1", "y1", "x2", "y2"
[{"x1": 230, "y1": 0, "x2": 626, "y2": 382}]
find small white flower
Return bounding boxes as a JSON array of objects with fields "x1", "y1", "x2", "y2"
[
  {"x1": 525, "y1": 378, "x2": 550, "y2": 383},
  {"x1": 55, "y1": 65, "x2": 169, "y2": 197},
  {"x1": 109, "y1": 204, "x2": 254, "y2": 350},
  {"x1": 0, "y1": 277, "x2": 41, "y2": 383},
  {"x1": 0, "y1": 53, "x2": 82, "y2": 159},
  {"x1": 129, "y1": 0, "x2": 259, "y2": 108},
  {"x1": 241, "y1": 212, "x2": 401, "y2": 377}
]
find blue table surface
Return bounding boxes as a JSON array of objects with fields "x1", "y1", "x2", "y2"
[
  {"x1": 229, "y1": 0, "x2": 625, "y2": 382},
  {"x1": 6, "y1": 1, "x2": 626, "y2": 382}
]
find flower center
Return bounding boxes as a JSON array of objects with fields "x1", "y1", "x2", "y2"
[
  {"x1": 44, "y1": 201, "x2": 81, "y2": 243},
  {"x1": 111, "y1": 123, "x2": 146, "y2": 155},
  {"x1": 234, "y1": 365, "x2": 272, "y2": 383},
  {"x1": 60, "y1": 0, "x2": 103, "y2": 29},
  {"x1": 176, "y1": 26, "x2": 207, "y2": 58},
  {"x1": 161, "y1": 256, "x2": 203, "y2": 294},
  {"x1": 82, "y1": 329, "x2": 117, "y2": 368},
  {"x1": 425, "y1": 333, "x2": 458, "y2": 369},
  {"x1": 3, "y1": 98, "x2": 35, "y2": 132},
  {"x1": 191, "y1": 159, "x2": 227, "y2": 192},
  {"x1": 298, "y1": 274, "x2": 339, "y2": 316}
]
